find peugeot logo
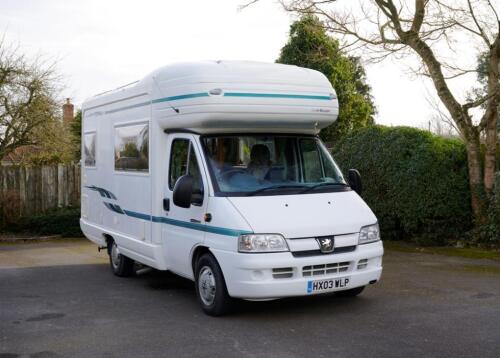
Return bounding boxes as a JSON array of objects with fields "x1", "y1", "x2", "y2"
[{"x1": 316, "y1": 236, "x2": 335, "y2": 253}]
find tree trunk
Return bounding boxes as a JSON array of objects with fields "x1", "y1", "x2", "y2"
[
  {"x1": 484, "y1": 111, "x2": 498, "y2": 195},
  {"x1": 465, "y1": 134, "x2": 488, "y2": 224},
  {"x1": 405, "y1": 35, "x2": 492, "y2": 226},
  {"x1": 483, "y1": 38, "x2": 499, "y2": 195}
]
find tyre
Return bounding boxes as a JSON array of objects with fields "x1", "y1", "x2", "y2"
[
  {"x1": 195, "y1": 253, "x2": 234, "y2": 316},
  {"x1": 335, "y1": 286, "x2": 365, "y2": 297},
  {"x1": 109, "y1": 240, "x2": 135, "y2": 277}
]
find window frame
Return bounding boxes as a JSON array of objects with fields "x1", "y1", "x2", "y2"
[{"x1": 168, "y1": 137, "x2": 205, "y2": 206}]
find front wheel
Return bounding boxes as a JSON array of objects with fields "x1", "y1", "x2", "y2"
[
  {"x1": 335, "y1": 286, "x2": 365, "y2": 297},
  {"x1": 195, "y1": 253, "x2": 234, "y2": 316},
  {"x1": 109, "y1": 240, "x2": 135, "y2": 277}
]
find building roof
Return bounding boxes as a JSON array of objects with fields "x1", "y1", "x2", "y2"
[{"x1": 1, "y1": 146, "x2": 41, "y2": 166}]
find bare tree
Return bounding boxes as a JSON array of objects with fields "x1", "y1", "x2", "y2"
[
  {"x1": 250, "y1": 0, "x2": 499, "y2": 224},
  {"x1": 0, "y1": 38, "x2": 59, "y2": 160},
  {"x1": 424, "y1": 88, "x2": 459, "y2": 136}
]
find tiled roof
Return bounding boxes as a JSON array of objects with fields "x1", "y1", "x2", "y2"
[{"x1": 1, "y1": 146, "x2": 41, "y2": 165}]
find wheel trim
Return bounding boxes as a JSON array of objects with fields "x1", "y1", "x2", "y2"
[
  {"x1": 110, "y1": 242, "x2": 121, "y2": 270},
  {"x1": 198, "y1": 266, "x2": 216, "y2": 306}
]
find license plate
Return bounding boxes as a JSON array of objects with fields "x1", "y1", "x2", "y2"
[{"x1": 307, "y1": 277, "x2": 350, "y2": 294}]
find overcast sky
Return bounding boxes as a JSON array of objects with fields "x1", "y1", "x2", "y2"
[{"x1": 0, "y1": 0, "x2": 463, "y2": 128}]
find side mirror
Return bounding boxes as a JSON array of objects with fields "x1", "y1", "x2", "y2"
[
  {"x1": 173, "y1": 175, "x2": 193, "y2": 208},
  {"x1": 348, "y1": 169, "x2": 362, "y2": 195}
]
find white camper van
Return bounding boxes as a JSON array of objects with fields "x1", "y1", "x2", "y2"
[{"x1": 81, "y1": 61, "x2": 383, "y2": 315}]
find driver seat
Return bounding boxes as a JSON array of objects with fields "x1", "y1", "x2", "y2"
[{"x1": 247, "y1": 144, "x2": 272, "y2": 180}]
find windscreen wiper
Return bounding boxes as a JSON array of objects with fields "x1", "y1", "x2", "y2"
[
  {"x1": 300, "y1": 182, "x2": 348, "y2": 194},
  {"x1": 246, "y1": 184, "x2": 309, "y2": 196}
]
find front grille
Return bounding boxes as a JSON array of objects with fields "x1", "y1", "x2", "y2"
[
  {"x1": 291, "y1": 245, "x2": 356, "y2": 258},
  {"x1": 272, "y1": 267, "x2": 293, "y2": 279},
  {"x1": 302, "y1": 261, "x2": 351, "y2": 277},
  {"x1": 357, "y1": 258, "x2": 368, "y2": 270}
]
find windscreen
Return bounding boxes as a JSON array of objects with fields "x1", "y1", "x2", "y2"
[{"x1": 202, "y1": 135, "x2": 347, "y2": 196}]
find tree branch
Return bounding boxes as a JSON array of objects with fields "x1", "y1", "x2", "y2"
[
  {"x1": 467, "y1": 0, "x2": 492, "y2": 46},
  {"x1": 238, "y1": 0, "x2": 260, "y2": 11},
  {"x1": 463, "y1": 93, "x2": 493, "y2": 112},
  {"x1": 411, "y1": 0, "x2": 426, "y2": 33},
  {"x1": 479, "y1": 33, "x2": 500, "y2": 130}
]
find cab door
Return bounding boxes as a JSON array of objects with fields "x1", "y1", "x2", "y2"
[{"x1": 162, "y1": 133, "x2": 208, "y2": 278}]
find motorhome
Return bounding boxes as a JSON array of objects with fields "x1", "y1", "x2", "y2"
[{"x1": 80, "y1": 61, "x2": 383, "y2": 316}]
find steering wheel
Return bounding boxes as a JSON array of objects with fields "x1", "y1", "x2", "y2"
[{"x1": 219, "y1": 168, "x2": 248, "y2": 181}]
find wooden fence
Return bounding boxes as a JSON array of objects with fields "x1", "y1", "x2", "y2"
[{"x1": 0, "y1": 164, "x2": 80, "y2": 218}]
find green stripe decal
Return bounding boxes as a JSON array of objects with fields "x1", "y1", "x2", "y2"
[
  {"x1": 87, "y1": 91, "x2": 334, "y2": 115},
  {"x1": 95, "y1": 187, "x2": 251, "y2": 237},
  {"x1": 152, "y1": 92, "x2": 209, "y2": 103},
  {"x1": 224, "y1": 92, "x2": 333, "y2": 100},
  {"x1": 104, "y1": 93, "x2": 208, "y2": 114},
  {"x1": 122, "y1": 209, "x2": 251, "y2": 237},
  {"x1": 122, "y1": 210, "x2": 152, "y2": 221}
]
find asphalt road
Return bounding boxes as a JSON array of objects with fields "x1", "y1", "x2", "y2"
[{"x1": 0, "y1": 240, "x2": 499, "y2": 358}]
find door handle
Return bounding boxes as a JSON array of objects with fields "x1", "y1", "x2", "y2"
[
  {"x1": 163, "y1": 198, "x2": 170, "y2": 211},
  {"x1": 190, "y1": 218, "x2": 201, "y2": 223}
]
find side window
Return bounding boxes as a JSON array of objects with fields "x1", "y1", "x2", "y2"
[
  {"x1": 319, "y1": 143, "x2": 344, "y2": 182},
  {"x1": 169, "y1": 139, "x2": 204, "y2": 204},
  {"x1": 169, "y1": 139, "x2": 190, "y2": 189},
  {"x1": 188, "y1": 147, "x2": 204, "y2": 204},
  {"x1": 114, "y1": 123, "x2": 149, "y2": 172},
  {"x1": 300, "y1": 138, "x2": 323, "y2": 182},
  {"x1": 84, "y1": 132, "x2": 96, "y2": 167}
]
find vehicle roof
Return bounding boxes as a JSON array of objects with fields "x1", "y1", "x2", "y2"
[
  {"x1": 148, "y1": 60, "x2": 331, "y2": 86},
  {"x1": 83, "y1": 61, "x2": 334, "y2": 109}
]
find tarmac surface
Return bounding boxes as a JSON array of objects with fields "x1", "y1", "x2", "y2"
[{"x1": 0, "y1": 239, "x2": 499, "y2": 358}]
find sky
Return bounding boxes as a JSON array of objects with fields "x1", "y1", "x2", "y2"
[{"x1": 0, "y1": 0, "x2": 467, "y2": 129}]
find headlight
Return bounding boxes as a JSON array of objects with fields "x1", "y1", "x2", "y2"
[
  {"x1": 358, "y1": 223, "x2": 380, "y2": 244},
  {"x1": 238, "y1": 234, "x2": 289, "y2": 253}
]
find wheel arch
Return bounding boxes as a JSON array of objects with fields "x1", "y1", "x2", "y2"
[
  {"x1": 191, "y1": 245, "x2": 211, "y2": 276},
  {"x1": 102, "y1": 233, "x2": 114, "y2": 255}
]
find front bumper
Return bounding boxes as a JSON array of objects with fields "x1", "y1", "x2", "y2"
[{"x1": 212, "y1": 241, "x2": 383, "y2": 299}]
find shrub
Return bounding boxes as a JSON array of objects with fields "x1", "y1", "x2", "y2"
[
  {"x1": 332, "y1": 125, "x2": 471, "y2": 245},
  {"x1": 0, "y1": 190, "x2": 21, "y2": 229},
  {"x1": 12, "y1": 208, "x2": 82, "y2": 237}
]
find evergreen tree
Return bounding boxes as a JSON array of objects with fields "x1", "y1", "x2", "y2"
[{"x1": 277, "y1": 15, "x2": 375, "y2": 141}]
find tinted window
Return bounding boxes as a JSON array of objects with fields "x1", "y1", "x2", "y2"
[
  {"x1": 169, "y1": 140, "x2": 204, "y2": 203},
  {"x1": 169, "y1": 139, "x2": 189, "y2": 189},
  {"x1": 202, "y1": 135, "x2": 346, "y2": 195},
  {"x1": 188, "y1": 148, "x2": 204, "y2": 204},
  {"x1": 300, "y1": 138, "x2": 323, "y2": 182},
  {"x1": 114, "y1": 123, "x2": 149, "y2": 172},
  {"x1": 84, "y1": 133, "x2": 96, "y2": 167}
]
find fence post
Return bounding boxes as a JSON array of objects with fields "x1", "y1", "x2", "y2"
[
  {"x1": 58, "y1": 164, "x2": 64, "y2": 208},
  {"x1": 19, "y1": 166, "x2": 26, "y2": 217}
]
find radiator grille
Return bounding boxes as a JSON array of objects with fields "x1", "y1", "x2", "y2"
[
  {"x1": 291, "y1": 245, "x2": 356, "y2": 257},
  {"x1": 357, "y1": 258, "x2": 368, "y2": 270},
  {"x1": 302, "y1": 261, "x2": 350, "y2": 277},
  {"x1": 272, "y1": 267, "x2": 293, "y2": 279}
]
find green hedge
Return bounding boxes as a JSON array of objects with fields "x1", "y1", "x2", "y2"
[
  {"x1": 7, "y1": 208, "x2": 82, "y2": 237},
  {"x1": 332, "y1": 125, "x2": 471, "y2": 245}
]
